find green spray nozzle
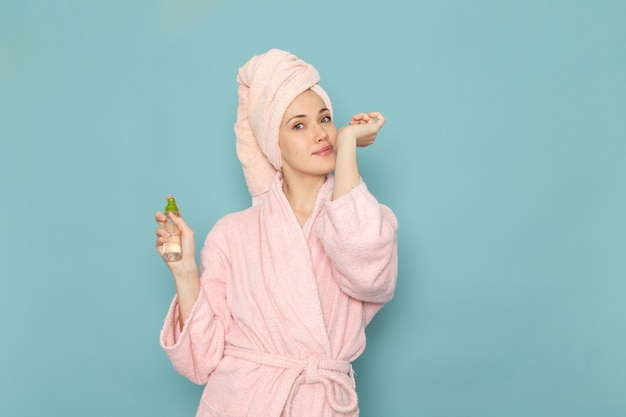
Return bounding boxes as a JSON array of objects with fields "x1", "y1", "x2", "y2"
[{"x1": 164, "y1": 196, "x2": 179, "y2": 215}]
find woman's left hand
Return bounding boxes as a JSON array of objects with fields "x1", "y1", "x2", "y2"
[{"x1": 337, "y1": 112, "x2": 385, "y2": 148}]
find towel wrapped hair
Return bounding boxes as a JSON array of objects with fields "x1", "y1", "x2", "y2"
[{"x1": 234, "y1": 49, "x2": 333, "y2": 205}]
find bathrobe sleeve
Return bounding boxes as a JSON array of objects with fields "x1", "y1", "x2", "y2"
[
  {"x1": 316, "y1": 182, "x2": 398, "y2": 304},
  {"x1": 160, "y1": 226, "x2": 233, "y2": 385}
]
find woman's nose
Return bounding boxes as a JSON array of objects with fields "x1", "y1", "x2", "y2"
[{"x1": 314, "y1": 123, "x2": 329, "y2": 142}]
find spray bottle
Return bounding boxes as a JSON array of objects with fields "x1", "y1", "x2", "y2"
[{"x1": 162, "y1": 196, "x2": 182, "y2": 262}]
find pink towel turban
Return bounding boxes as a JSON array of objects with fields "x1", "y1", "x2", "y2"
[{"x1": 234, "y1": 48, "x2": 333, "y2": 205}]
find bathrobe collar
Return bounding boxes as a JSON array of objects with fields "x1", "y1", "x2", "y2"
[{"x1": 257, "y1": 172, "x2": 335, "y2": 356}]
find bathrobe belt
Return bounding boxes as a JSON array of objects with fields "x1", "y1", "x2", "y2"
[{"x1": 224, "y1": 346, "x2": 358, "y2": 417}]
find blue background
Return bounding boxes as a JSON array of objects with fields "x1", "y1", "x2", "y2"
[{"x1": 1, "y1": 0, "x2": 625, "y2": 416}]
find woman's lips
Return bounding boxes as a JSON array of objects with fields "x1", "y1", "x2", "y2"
[{"x1": 313, "y1": 145, "x2": 333, "y2": 156}]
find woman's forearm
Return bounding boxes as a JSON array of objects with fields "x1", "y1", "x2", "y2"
[
  {"x1": 332, "y1": 135, "x2": 360, "y2": 200},
  {"x1": 332, "y1": 112, "x2": 385, "y2": 200},
  {"x1": 173, "y1": 264, "x2": 201, "y2": 330}
]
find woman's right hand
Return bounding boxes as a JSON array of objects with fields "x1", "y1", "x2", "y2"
[
  {"x1": 154, "y1": 208, "x2": 198, "y2": 277},
  {"x1": 155, "y1": 203, "x2": 201, "y2": 328}
]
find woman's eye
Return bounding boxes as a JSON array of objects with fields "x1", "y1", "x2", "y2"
[
  {"x1": 293, "y1": 123, "x2": 304, "y2": 130},
  {"x1": 321, "y1": 116, "x2": 331, "y2": 123}
]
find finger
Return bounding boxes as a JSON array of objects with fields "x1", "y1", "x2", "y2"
[
  {"x1": 155, "y1": 236, "x2": 168, "y2": 251},
  {"x1": 155, "y1": 230, "x2": 170, "y2": 251},
  {"x1": 156, "y1": 211, "x2": 167, "y2": 224},
  {"x1": 167, "y1": 211, "x2": 194, "y2": 236},
  {"x1": 369, "y1": 112, "x2": 385, "y2": 124},
  {"x1": 369, "y1": 115, "x2": 385, "y2": 128}
]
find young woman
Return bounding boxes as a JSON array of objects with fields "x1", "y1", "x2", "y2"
[{"x1": 154, "y1": 49, "x2": 398, "y2": 417}]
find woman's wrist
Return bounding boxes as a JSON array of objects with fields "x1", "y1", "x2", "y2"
[
  {"x1": 335, "y1": 131, "x2": 357, "y2": 152},
  {"x1": 171, "y1": 261, "x2": 199, "y2": 284}
]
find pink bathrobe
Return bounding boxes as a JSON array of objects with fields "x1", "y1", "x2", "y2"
[{"x1": 161, "y1": 174, "x2": 398, "y2": 417}]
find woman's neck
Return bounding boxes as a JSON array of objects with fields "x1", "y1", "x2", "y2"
[{"x1": 282, "y1": 173, "x2": 327, "y2": 227}]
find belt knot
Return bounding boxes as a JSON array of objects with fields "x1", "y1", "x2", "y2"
[
  {"x1": 224, "y1": 346, "x2": 358, "y2": 417},
  {"x1": 305, "y1": 356, "x2": 320, "y2": 383}
]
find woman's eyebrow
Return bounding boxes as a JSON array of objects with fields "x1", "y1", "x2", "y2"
[{"x1": 284, "y1": 108, "x2": 330, "y2": 125}]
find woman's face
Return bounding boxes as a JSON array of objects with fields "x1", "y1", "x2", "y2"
[{"x1": 278, "y1": 90, "x2": 337, "y2": 179}]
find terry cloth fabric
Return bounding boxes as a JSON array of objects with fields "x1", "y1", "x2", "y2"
[
  {"x1": 160, "y1": 173, "x2": 398, "y2": 417},
  {"x1": 234, "y1": 48, "x2": 333, "y2": 205},
  {"x1": 224, "y1": 345, "x2": 358, "y2": 417}
]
